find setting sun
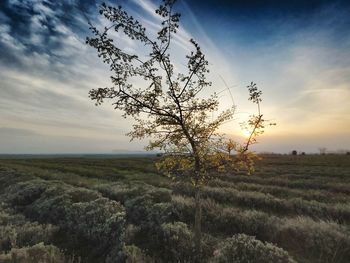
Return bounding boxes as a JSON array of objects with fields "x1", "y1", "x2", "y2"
[{"x1": 241, "y1": 129, "x2": 252, "y2": 138}]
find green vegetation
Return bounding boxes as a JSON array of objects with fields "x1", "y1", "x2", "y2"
[
  {"x1": 1, "y1": 154, "x2": 350, "y2": 262},
  {"x1": 210, "y1": 234, "x2": 295, "y2": 263}
]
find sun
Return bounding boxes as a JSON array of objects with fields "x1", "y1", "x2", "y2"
[{"x1": 242, "y1": 129, "x2": 252, "y2": 138}]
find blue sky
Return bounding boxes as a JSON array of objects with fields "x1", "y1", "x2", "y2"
[{"x1": 0, "y1": 0, "x2": 349, "y2": 154}]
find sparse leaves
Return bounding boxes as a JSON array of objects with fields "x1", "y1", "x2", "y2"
[
  {"x1": 247, "y1": 82, "x2": 262, "y2": 105},
  {"x1": 87, "y1": 0, "x2": 272, "y2": 186},
  {"x1": 87, "y1": 3, "x2": 273, "y2": 256}
]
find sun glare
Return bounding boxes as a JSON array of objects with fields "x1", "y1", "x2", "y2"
[{"x1": 242, "y1": 129, "x2": 251, "y2": 138}]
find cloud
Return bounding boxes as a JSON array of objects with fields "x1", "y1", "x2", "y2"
[
  {"x1": 0, "y1": 127, "x2": 39, "y2": 137},
  {"x1": 0, "y1": 130, "x2": 144, "y2": 154},
  {"x1": 0, "y1": 0, "x2": 349, "y2": 153},
  {"x1": 251, "y1": 132, "x2": 350, "y2": 153},
  {"x1": 0, "y1": 23, "x2": 26, "y2": 62},
  {"x1": 130, "y1": 0, "x2": 159, "y2": 20},
  {"x1": 0, "y1": 0, "x2": 134, "y2": 145}
]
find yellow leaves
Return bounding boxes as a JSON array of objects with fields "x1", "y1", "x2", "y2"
[
  {"x1": 217, "y1": 165, "x2": 226, "y2": 173},
  {"x1": 154, "y1": 161, "x2": 162, "y2": 171},
  {"x1": 88, "y1": 0, "x2": 273, "y2": 191},
  {"x1": 155, "y1": 154, "x2": 195, "y2": 177},
  {"x1": 190, "y1": 178, "x2": 196, "y2": 186},
  {"x1": 153, "y1": 131, "x2": 263, "y2": 183},
  {"x1": 233, "y1": 150, "x2": 258, "y2": 175}
]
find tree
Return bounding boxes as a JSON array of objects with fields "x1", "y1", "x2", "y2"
[
  {"x1": 86, "y1": 0, "x2": 270, "y2": 260},
  {"x1": 319, "y1": 147, "x2": 327, "y2": 155}
]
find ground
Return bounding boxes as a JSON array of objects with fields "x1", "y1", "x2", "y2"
[{"x1": 0, "y1": 154, "x2": 349, "y2": 262}]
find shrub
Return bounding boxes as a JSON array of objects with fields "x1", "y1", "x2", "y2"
[
  {"x1": 5, "y1": 180, "x2": 126, "y2": 262},
  {"x1": 99, "y1": 183, "x2": 175, "y2": 261},
  {"x1": 172, "y1": 194, "x2": 350, "y2": 262},
  {"x1": 0, "y1": 222, "x2": 58, "y2": 252},
  {"x1": 209, "y1": 180, "x2": 349, "y2": 204},
  {"x1": 158, "y1": 222, "x2": 195, "y2": 262},
  {"x1": 124, "y1": 197, "x2": 173, "y2": 255},
  {"x1": 0, "y1": 170, "x2": 34, "y2": 192},
  {"x1": 0, "y1": 206, "x2": 58, "y2": 253},
  {"x1": 171, "y1": 195, "x2": 196, "y2": 224},
  {"x1": 0, "y1": 242, "x2": 68, "y2": 263},
  {"x1": 96, "y1": 183, "x2": 172, "y2": 205},
  {"x1": 5, "y1": 180, "x2": 48, "y2": 207},
  {"x1": 276, "y1": 217, "x2": 350, "y2": 262},
  {"x1": 173, "y1": 183, "x2": 350, "y2": 223},
  {"x1": 124, "y1": 245, "x2": 155, "y2": 263},
  {"x1": 210, "y1": 234, "x2": 295, "y2": 263},
  {"x1": 97, "y1": 183, "x2": 182, "y2": 261}
]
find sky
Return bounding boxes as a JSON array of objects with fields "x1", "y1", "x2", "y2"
[{"x1": 0, "y1": 0, "x2": 349, "y2": 154}]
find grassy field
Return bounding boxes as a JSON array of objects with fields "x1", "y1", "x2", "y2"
[{"x1": 0, "y1": 154, "x2": 349, "y2": 262}]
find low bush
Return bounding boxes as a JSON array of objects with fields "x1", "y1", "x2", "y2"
[
  {"x1": 96, "y1": 183, "x2": 172, "y2": 205},
  {"x1": 172, "y1": 195, "x2": 350, "y2": 262},
  {"x1": 173, "y1": 183, "x2": 350, "y2": 223},
  {"x1": 0, "y1": 242, "x2": 72, "y2": 263},
  {"x1": 209, "y1": 179, "x2": 350, "y2": 204},
  {"x1": 0, "y1": 221, "x2": 58, "y2": 252},
  {"x1": 0, "y1": 169, "x2": 34, "y2": 192},
  {"x1": 1, "y1": 156, "x2": 349, "y2": 263},
  {"x1": 276, "y1": 217, "x2": 350, "y2": 262},
  {"x1": 123, "y1": 196, "x2": 173, "y2": 256},
  {"x1": 5, "y1": 180, "x2": 126, "y2": 262},
  {"x1": 158, "y1": 222, "x2": 194, "y2": 262},
  {"x1": 4, "y1": 180, "x2": 48, "y2": 207},
  {"x1": 210, "y1": 234, "x2": 295, "y2": 263},
  {"x1": 0, "y1": 207, "x2": 58, "y2": 253},
  {"x1": 124, "y1": 245, "x2": 155, "y2": 263}
]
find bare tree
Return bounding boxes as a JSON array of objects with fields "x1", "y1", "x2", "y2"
[
  {"x1": 319, "y1": 147, "x2": 327, "y2": 155},
  {"x1": 86, "y1": 0, "x2": 271, "y2": 260}
]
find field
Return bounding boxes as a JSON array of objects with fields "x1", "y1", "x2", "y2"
[{"x1": 0, "y1": 154, "x2": 349, "y2": 262}]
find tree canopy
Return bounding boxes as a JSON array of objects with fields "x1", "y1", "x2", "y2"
[
  {"x1": 86, "y1": 1, "x2": 269, "y2": 184},
  {"x1": 86, "y1": 0, "x2": 272, "y2": 258}
]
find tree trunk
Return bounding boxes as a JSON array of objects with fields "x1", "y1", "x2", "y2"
[
  {"x1": 194, "y1": 184, "x2": 202, "y2": 262},
  {"x1": 183, "y1": 133, "x2": 202, "y2": 261}
]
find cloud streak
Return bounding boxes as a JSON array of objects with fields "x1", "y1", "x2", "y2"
[{"x1": 0, "y1": 0, "x2": 349, "y2": 153}]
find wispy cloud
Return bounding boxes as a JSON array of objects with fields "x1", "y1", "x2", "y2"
[{"x1": 0, "y1": 0, "x2": 349, "y2": 153}]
